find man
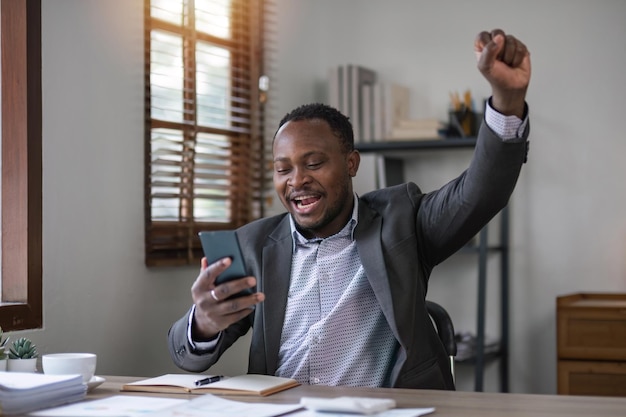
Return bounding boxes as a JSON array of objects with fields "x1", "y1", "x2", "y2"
[{"x1": 168, "y1": 29, "x2": 530, "y2": 390}]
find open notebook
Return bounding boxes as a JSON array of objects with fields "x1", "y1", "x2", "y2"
[{"x1": 121, "y1": 374, "x2": 300, "y2": 397}]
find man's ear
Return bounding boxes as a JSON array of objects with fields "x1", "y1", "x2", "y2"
[{"x1": 347, "y1": 150, "x2": 360, "y2": 177}]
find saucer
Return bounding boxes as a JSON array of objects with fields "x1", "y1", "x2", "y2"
[{"x1": 87, "y1": 375, "x2": 105, "y2": 392}]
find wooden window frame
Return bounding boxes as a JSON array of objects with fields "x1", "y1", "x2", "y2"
[
  {"x1": 0, "y1": 0, "x2": 43, "y2": 331},
  {"x1": 144, "y1": 0, "x2": 266, "y2": 267}
]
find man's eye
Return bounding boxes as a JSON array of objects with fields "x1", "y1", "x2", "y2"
[{"x1": 307, "y1": 162, "x2": 322, "y2": 169}]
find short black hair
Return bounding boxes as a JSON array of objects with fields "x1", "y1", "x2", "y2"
[{"x1": 274, "y1": 103, "x2": 354, "y2": 154}]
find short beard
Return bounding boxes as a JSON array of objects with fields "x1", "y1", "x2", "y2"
[{"x1": 294, "y1": 178, "x2": 352, "y2": 238}]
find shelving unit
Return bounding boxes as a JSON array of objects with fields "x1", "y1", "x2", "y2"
[
  {"x1": 355, "y1": 138, "x2": 509, "y2": 393},
  {"x1": 355, "y1": 137, "x2": 477, "y2": 152}
]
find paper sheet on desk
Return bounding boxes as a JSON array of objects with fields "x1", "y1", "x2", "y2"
[
  {"x1": 29, "y1": 395, "x2": 187, "y2": 416},
  {"x1": 290, "y1": 408, "x2": 435, "y2": 417},
  {"x1": 29, "y1": 393, "x2": 433, "y2": 417},
  {"x1": 145, "y1": 394, "x2": 304, "y2": 417}
]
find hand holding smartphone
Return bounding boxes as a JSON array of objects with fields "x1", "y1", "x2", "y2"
[{"x1": 198, "y1": 230, "x2": 253, "y2": 299}]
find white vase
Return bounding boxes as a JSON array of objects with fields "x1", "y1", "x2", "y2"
[{"x1": 7, "y1": 357, "x2": 37, "y2": 372}]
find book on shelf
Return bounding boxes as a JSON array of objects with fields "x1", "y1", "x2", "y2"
[
  {"x1": 341, "y1": 65, "x2": 351, "y2": 122},
  {"x1": 372, "y1": 82, "x2": 384, "y2": 141},
  {"x1": 328, "y1": 64, "x2": 363, "y2": 126},
  {"x1": 361, "y1": 83, "x2": 373, "y2": 142},
  {"x1": 382, "y1": 83, "x2": 411, "y2": 140},
  {"x1": 350, "y1": 65, "x2": 377, "y2": 143},
  {"x1": 388, "y1": 117, "x2": 445, "y2": 140},
  {"x1": 365, "y1": 81, "x2": 414, "y2": 141},
  {"x1": 327, "y1": 69, "x2": 445, "y2": 142},
  {"x1": 326, "y1": 64, "x2": 377, "y2": 143},
  {"x1": 388, "y1": 129, "x2": 442, "y2": 141},
  {"x1": 121, "y1": 373, "x2": 300, "y2": 397},
  {"x1": 0, "y1": 371, "x2": 87, "y2": 415},
  {"x1": 394, "y1": 118, "x2": 442, "y2": 129}
]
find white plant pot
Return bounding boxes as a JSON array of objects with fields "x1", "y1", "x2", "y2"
[
  {"x1": 7, "y1": 357, "x2": 37, "y2": 372},
  {"x1": 0, "y1": 358, "x2": 6, "y2": 371}
]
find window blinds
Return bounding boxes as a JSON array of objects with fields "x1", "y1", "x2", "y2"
[{"x1": 144, "y1": 0, "x2": 269, "y2": 266}]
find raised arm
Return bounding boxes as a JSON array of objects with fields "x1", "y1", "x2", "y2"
[
  {"x1": 475, "y1": 29, "x2": 531, "y2": 118},
  {"x1": 419, "y1": 29, "x2": 531, "y2": 265}
]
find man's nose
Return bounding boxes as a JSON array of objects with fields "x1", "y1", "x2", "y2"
[{"x1": 287, "y1": 167, "x2": 310, "y2": 188}]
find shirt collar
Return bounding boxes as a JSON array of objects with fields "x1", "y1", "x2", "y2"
[{"x1": 289, "y1": 193, "x2": 359, "y2": 249}]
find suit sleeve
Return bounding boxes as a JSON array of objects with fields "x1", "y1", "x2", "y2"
[
  {"x1": 418, "y1": 117, "x2": 529, "y2": 265},
  {"x1": 167, "y1": 306, "x2": 252, "y2": 372},
  {"x1": 167, "y1": 308, "x2": 220, "y2": 372}
]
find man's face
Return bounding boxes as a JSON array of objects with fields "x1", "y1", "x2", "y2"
[{"x1": 273, "y1": 118, "x2": 360, "y2": 238}]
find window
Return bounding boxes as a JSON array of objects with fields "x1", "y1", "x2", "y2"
[
  {"x1": 145, "y1": 0, "x2": 269, "y2": 266},
  {"x1": 0, "y1": 0, "x2": 43, "y2": 331}
]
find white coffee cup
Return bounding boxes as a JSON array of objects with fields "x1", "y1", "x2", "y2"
[{"x1": 42, "y1": 353, "x2": 97, "y2": 383}]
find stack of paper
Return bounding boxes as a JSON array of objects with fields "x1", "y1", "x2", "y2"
[{"x1": 0, "y1": 371, "x2": 86, "y2": 415}]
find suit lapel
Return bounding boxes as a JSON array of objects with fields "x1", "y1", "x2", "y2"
[
  {"x1": 355, "y1": 203, "x2": 402, "y2": 344},
  {"x1": 261, "y1": 218, "x2": 293, "y2": 374}
]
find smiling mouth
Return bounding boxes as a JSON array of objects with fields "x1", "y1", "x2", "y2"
[{"x1": 292, "y1": 194, "x2": 321, "y2": 210}]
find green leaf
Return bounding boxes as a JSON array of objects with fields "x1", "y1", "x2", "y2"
[{"x1": 8, "y1": 337, "x2": 38, "y2": 359}]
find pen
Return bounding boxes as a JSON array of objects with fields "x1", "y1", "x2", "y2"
[{"x1": 195, "y1": 375, "x2": 223, "y2": 386}]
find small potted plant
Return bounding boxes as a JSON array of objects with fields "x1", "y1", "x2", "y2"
[
  {"x1": 7, "y1": 337, "x2": 38, "y2": 372},
  {"x1": 0, "y1": 327, "x2": 9, "y2": 371}
]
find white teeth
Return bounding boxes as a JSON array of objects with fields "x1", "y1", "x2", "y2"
[
  {"x1": 294, "y1": 195, "x2": 315, "y2": 201},
  {"x1": 293, "y1": 195, "x2": 317, "y2": 208}
]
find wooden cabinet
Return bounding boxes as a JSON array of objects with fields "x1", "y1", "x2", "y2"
[{"x1": 557, "y1": 293, "x2": 626, "y2": 396}]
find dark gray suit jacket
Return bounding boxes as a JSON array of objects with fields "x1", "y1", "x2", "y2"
[{"x1": 168, "y1": 121, "x2": 529, "y2": 390}]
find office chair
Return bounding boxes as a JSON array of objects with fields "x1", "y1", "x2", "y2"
[{"x1": 426, "y1": 300, "x2": 457, "y2": 382}]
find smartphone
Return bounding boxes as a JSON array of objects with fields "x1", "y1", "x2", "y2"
[{"x1": 198, "y1": 230, "x2": 252, "y2": 298}]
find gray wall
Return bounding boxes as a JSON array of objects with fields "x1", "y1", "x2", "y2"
[
  {"x1": 17, "y1": 0, "x2": 251, "y2": 380},
  {"x1": 12, "y1": 0, "x2": 626, "y2": 395},
  {"x1": 271, "y1": 0, "x2": 626, "y2": 394}
]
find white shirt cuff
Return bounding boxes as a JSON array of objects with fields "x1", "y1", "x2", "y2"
[
  {"x1": 187, "y1": 304, "x2": 221, "y2": 352},
  {"x1": 484, "y1": 98, "x2": 529, "y2": 141}
]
